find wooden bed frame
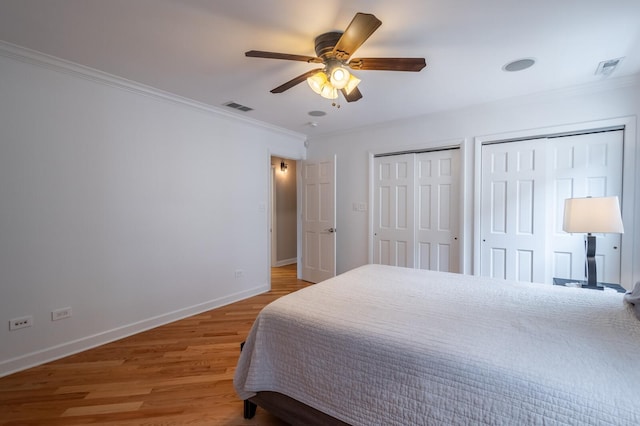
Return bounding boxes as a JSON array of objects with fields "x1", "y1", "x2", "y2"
[
  {"x1": 240, "y1": 342, "x2": 349, "y2": 425},
  {"x1": 244, "y1": 392, "x2": 349, "y2": 425}
]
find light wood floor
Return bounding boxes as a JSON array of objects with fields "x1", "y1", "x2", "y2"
[{"x1": 0, "y1": 264, "x2": 311, "y2": 425}]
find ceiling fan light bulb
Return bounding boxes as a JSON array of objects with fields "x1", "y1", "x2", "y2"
[
  {"x1": 330, "y1": 66, "x2": 350, "y2": 89},
  {"x1": 307, "y1": 72, "x2": 327, "y2": 95}
]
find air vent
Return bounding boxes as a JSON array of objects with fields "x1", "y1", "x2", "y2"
[
  {"x1": 223, "y1": 101, "x2": 254, "y2": 112},
  {"x1": 595, "y1": 57, "x2": 624, "y2": 76}
]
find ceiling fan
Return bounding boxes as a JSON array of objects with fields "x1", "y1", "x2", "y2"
[{"x1": 245, "y1": 12, "x2": 426, "y2": 103}]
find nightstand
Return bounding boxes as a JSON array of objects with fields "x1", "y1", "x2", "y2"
[{"x1": 552, "y1": 277, "x2": 626, "y2": 293}]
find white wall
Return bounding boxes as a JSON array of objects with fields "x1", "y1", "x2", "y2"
[
  {"x1": 307, "y1": 76, "x2": 640, "y2": 287},
  {"x1": 0, "y1": 47, "x2": 305, "y2": 376}
]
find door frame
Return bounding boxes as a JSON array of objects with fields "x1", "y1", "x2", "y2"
[
  {"x1": 266, "y1": 151, "x2": 302, "y2": 289},
  {"x1": 270, "y1": 163, "x2": 277, "y2": 267},
  {"x1": 473, "y1": 116, "x2": 637, "y2": 287}
]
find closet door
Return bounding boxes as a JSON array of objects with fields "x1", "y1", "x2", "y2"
[
  {"x1": 415, "y1": 150, "x2": 460, "y2": 272},
  {"x1": 480, "y1": 130, "x2": 623, "y2": 284},
  {"x1": 480, "y1": 140, "x2": 548, "y2": 282},
  {"x1": 549, "y1": 131, "x2": 623, "y2": 284},
  {"x1": 373, "y1": 154, "x2": 415, "y2": 267},
  {"x1": 373, "y1": 149, "x2": 460, "y2": 271}
]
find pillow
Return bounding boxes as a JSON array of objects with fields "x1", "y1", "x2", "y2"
[{"x1": 624, "y1": 281, "x2": 640, "y2": 320}]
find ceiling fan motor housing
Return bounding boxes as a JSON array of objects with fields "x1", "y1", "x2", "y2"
[{"x1": 314, "y1": 32, "x2": 343, "y2": 60}]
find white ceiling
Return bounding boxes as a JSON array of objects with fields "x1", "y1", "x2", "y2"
[{"x1": 1, "y1": 0, "x2": 639, "y2": 136}]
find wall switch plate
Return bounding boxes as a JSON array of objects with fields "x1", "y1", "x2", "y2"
[
  {"x1": 235, "y1": 269, "x2": 244, "y2": 279},
  {"x1": 52, "y1": 307, "x2": 72, "y2": 321},
  {"x1": 9, "y1": 315, "x2": 33, "y2": 331}
]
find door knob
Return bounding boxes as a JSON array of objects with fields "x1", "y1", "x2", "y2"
[{"x1": 326, "y1": 227, "x2": 336, "y2": 233}]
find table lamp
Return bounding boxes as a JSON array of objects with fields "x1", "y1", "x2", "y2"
[{"x1": 562, "y1": 196, "x2": 624, "y2": 290}]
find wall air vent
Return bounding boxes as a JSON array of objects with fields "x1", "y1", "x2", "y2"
[{"x1": 223, "y1": 101, "x2": 254, "y2": 112}]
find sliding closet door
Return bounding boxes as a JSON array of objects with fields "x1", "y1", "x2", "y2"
[
  {"x1": 549, "y1": 131, "x2": 623, "y2": 284},
  {"x1": 480, "y1": 140, "x2": 548, "y2": 282},
  {"x1": 480, "y1": 130, "x2": 623, "y2": 284},
  {"x1": 416, "y1": 150, "x2": 460, "y2": 272},
  {"x1": 373, "y1": 149, "x2": 460, "y2": 271},
  {"x1": 373, "y1": 154, "x2": 415, "y2": 267}
]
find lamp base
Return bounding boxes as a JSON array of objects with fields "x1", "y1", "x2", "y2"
[{"x1": 581, "y1": 282, "x2": 604, "y2": 291}]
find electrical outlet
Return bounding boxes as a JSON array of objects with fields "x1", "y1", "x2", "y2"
[
  {"x1": 9, "y1": 315, "x2": 33, "y2": 331},
  {"x1": 52, "y1": 307, "x2": 72, "y2": 321},
  {"x1": 235, "y1": 269, "x2": 244, "y2": 279}
]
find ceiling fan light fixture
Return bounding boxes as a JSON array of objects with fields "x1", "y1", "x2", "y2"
[
  {"x1": 329, "y1": 65, "x2": 351, "y2": 89},
  {"x1": 320, "y1": 83, "x2": 338, "y2": 99},
  {"x1": 246, "y1": 12, "x2": 427, "y2": 103},
  {"x1": 307, "y1": 71, "x2": 328, "y2": 95},
  {"x1": 344, "y1": 74, "x2": 361, "y2": 95}
]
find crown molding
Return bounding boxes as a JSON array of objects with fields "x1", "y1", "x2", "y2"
[{"x1": 0, "y1": 40, "x2": 306, "y2": 141}]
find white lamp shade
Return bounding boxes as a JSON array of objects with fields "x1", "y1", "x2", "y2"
[{"x1": 563, "y1": 196, "x2": 624, "y2": 234}]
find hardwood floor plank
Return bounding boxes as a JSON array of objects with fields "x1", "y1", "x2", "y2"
[
  {"x1": 0, "y1": 264, "x2": 309, "y2": 425},
  {"x1": 62, "y1": 402, "x2": 144, "y2": 417}
]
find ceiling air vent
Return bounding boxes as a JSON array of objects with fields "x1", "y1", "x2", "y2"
[
  {"x1": 595, "y1": 57, "x2": 624, "y2": 76},
  {"x1": 223, "y1": 101, "x2": 254, "y2": 112}
]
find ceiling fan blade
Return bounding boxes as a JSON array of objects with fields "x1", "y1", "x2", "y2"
[
  {"x1": 341, "y1": 87, "x2": 363, "y2": 102},
  {"x1": 270, "y1": 68, "x2": 324, "y2": 93},
  {"x1": 348, "y1": 57, "x2": 426, "y2": 72},
  {"x1": 245, "y1": 50, "x2": 323, "y2": 63},
  {"x1": 332, "y1": 13, "x2": 382, "y2": 61}
]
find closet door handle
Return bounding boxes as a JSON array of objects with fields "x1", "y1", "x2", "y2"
[{"x1": 326, "y1": 227, "x2": 336, "y2": 233}]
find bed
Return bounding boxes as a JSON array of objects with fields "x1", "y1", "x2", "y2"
[{"x1": 234, "y1": 264, "x2": 640, "y2": 425}]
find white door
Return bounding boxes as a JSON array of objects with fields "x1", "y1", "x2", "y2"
[
  {"x1": 373, "y1": 149, "x2": 460, "y2": 271},
  {"x1": 480, "y1": 140, "x2": 548, "y2": 282},
  {"x1": 373, "y1": 154, "x2": 415, "y2": 267},
  {"x1": 548, "y1": 131, "x2": 623, "y2": 284},
  {"x1": 480, "y1": 130, "x2": 623, "y2": 284},
  {"x1": 416, "y1": 150, "x2": 461, "y2": 272},
  {"x1": 301, "y1": 157, "x2": 336, "y2": 283}
]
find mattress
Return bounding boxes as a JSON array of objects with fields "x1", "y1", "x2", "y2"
[{"x1": 234, "y1": 264, "x2": 640, "y2": 425}]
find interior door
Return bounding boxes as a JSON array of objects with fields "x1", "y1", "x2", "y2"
[
  {"x1": 415, "y1": 150, "x2": 460, "y2": 272},
  {"x1": 300, "y1": 157, "x2": 336, "y2": 283},
  {"x1": 480, "y1": 140, "x2": 548, "y2": 282},
  {"x1": 373, "y1": 154, "x2": 415, "y2": 267}
]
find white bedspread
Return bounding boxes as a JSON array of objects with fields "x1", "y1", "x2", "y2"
[{"x1": 234, "y1": 265, "x2": 640, "y2": 425}]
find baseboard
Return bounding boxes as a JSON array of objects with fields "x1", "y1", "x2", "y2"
[
  {"x1": 274, "y1": 258, "x2": 297, "y2": 267},
  {"x1": 0, "y1": 283, "x2": 269, "y2": 378}
]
